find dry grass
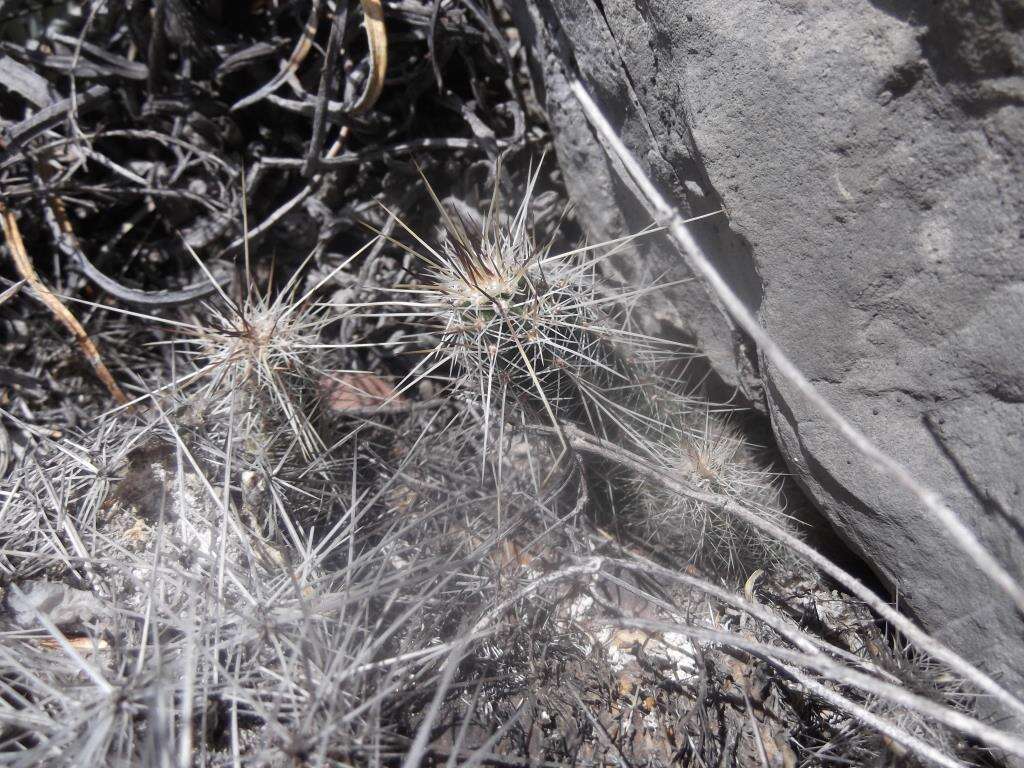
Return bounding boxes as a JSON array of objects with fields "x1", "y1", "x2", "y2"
[{"x1": 1, "y1": 2, "x2": 1020, "y2": 763}]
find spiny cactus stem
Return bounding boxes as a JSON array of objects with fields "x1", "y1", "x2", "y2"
[{"x1": 491, "y1": 299, "x2": 568, "y2": 451}]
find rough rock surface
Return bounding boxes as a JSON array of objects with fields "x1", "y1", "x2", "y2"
[{"x1": 509, "y1": 0, "x2": 1024, "y2": 738}]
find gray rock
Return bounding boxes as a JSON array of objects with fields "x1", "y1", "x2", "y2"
[
  {"x1": 510, "y1": 0, "x2": 1024, "y2": 741},
  {"x1": 6, "y1": 580, "x2": 107, "y2": 629}
]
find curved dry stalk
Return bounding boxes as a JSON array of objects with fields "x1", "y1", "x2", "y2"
[
  {"x1": 350, "y1": 0, "x2": 389, "y2": 115},
  {"x1": 0, "y1": 203, "x2": 128, "y2": 405},
  {"x1": 43, "y1": 187, "x2": 227, "y2": 306},
  {"x1": 231, "y1": 0, "x2": 387, "y2": 115},
  {"x1": 231, "y1": 0, "x2": 324, "y2": 111}
]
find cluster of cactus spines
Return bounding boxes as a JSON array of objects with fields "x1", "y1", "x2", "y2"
[
  {"x1": 174, "y1": 267, "x2": 335, "y2": 462},
  {"x1": 1, "y1": 162, "x2": 1001, "y2": 768},
  {"x1": 0, "y1": 392, "x2": 497, "y2": 766},
  {"x1": 634, "y1": 411, "x2": 798, "y2": 578},
  {"x1": 392, "y1": 162, "x2": 799, "y2": 574},
  {"x1": 391, "y1": 162, "x2": 671, "y2": 452}
]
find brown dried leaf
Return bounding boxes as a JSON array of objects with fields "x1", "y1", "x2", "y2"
[{"x1": 320, "y1": 372, "x2": 406, "y2": 413}]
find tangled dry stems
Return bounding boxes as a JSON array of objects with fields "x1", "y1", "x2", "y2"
[
  {"x1": 1, "y1": 4, "x2": 1021, "y2": 760},
  {"x1": 2, "y1": 162, "x2": 1015, "y2": 767}
]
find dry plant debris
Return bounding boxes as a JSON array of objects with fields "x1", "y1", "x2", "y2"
[{"x1": 0, "y1": 2, "x2": 1018, "y2": 767}]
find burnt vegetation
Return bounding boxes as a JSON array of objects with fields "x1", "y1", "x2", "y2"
[{"x1": 0, "y1": 1, "x2": 1016, "y2": 766}]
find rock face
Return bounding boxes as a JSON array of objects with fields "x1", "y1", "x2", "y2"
[{"x1": 510, "y1": 0, "x2": 1024, "y2": 736}]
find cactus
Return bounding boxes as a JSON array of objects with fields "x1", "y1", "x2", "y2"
[
  {"x1": 635, "y1": 410, "x2": 797, "y2": 579},
  {"x1": 391, "y1": 162, "x2": 798, "y2": 577},
  {"x1": 393, "y1": 164, "x2": 668, "y2": 448}
]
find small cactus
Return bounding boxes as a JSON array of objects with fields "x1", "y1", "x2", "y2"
[
  {"x1": 392, "y1": 162, "x2": 799, "y2": 577},
  {"x1": 177, "y1": 279, "x2": 332, "y2": 461},
  {"x1": 636, "y1": 411, "x2": 797, "y2": 579}
]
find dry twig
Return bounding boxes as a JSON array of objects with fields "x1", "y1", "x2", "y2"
[
  {"x1": 526, "y1": 420, "x2": 1024, "y2": 727},
  {"x1": 0, "y1": 203, "x2": 128, "y2": 405},
  {"x1": 570, "y1": 78, "x2": 1024, "y2": 617}
]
